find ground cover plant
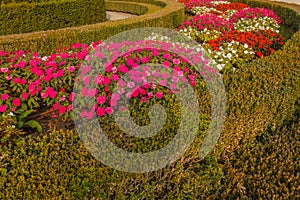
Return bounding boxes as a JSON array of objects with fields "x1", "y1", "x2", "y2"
[{"x1": 0, "y1": 0, "x2": 299, "y2": 198}]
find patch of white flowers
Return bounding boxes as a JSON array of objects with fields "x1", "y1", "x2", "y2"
[
  {"x1": 234, "y1": 16, "x2": 280, "y2": 33},
  {"x1": 190, "y1": 6, "x2": 220, "y2": 15},
  {"x1": 211, "y1": 0, "x2": 231, "y2": 5},
  {"x1": 205, "y1": 40, "x2": 255, "y2": 70}
]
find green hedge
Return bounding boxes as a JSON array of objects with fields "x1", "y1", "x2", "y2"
[
  {"x1": 106, "y1": 1, "x2": 161, "y2": 15},
  {"x1": 0, "y1": 0, "x2": 185, "y2": 55},
  {"x1": 0, "y1": 0, "x2": 106, "y2": 35},
  {"x1": 0, "y1": 0, "x2": 299, "y2": 199}
]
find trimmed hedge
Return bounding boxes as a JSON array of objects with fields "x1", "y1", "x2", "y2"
[
  {"x1": 106, "y1": 1, "x2": 162, "y2": 15},
  {"x1": 0, "y1": 0, "x2": 106, "y2": 35},
  {"x1": 0, "y1": 0, "x2": 299, "y2": 199},
  {"x1": 0, "y1": 0, "x2": 185, "y2": 55}
]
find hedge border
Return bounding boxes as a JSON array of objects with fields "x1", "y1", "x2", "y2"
[
  {"x1": 106, "y1": 1, "x2": 162, "y2": 15},
  {"x1": 0, "y1": 0, "x2": 184, "y2": 55},
  {"x1": 0, "y1": 0, "x2": 106, "y2": 36}
]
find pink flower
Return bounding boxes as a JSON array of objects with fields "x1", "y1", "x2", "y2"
[
  {"x1": 105, "y1": 107, "x2": 113, "y2": 115},
  {"x1": 19, "y1": 79, "x2": 26, "y2": 85},
  {"x1": 118, "y1": 79, "x2": 126, "y2": 88},
  {"x1": 68, "y1": 66, "x2": 76, "y2": 72},
  {"x1": 45, "y1": 87, "x2": 57, "y2": 99},
  {"x1": 6, "y1": 75, "x2": 12, "y2": 81},
  {"x1": 152, "y1": 49, "x2": 159, "y2": 57},
  {"x1": 102, "y1": 77, "x2": 111, "y2": 85},
  {"x1": 155, "y1": 92, "x2": 164, "y2": 99},
  {"x1": 1, "y1": 94, "x2": 9, "y2": 101},
  {"x1": 141, "y1": 57, "x2": 149, "y2": 63},
  {"x1": 148, "y1": 92, "x2": 153, "y2": 99},
  {"x1": 162, "y1": 61, "x2": 170, "y2": 68},
  {"x1": 111, "y1": 74, "x2": 120, "y2": 82},
  {"x1": 119, "y1": 65, "x2": 129, "y2": 73},
  {"x1": 60, "y1": 95, "x2": 66, "y2": 101},
  {"x1": 159, "y1": 80, "x2": 167, "y2": 87},
  {"x1": 87, "y1": 89, "x2": 97, "y2": 97},
  {"x1": 127, "y1": 81, "x2": 135, "y2": 88},
  {"x1": 0, "y1": 68, "x2": 9, "y2": 73},
  {"x1": 18, "y1": 60, "x2": 27, "y2": 68},
  {"x1": 12, "y1": 98, "x2": 21, "y2": 107},
  {"x1": 173, "y1": 59, "x2": 180, "y2": 65},
  {"x1": 21, "y1": 93, "x2": 28, "y2": 99},
  {"x1": 83, "y1": 76, "x2": 91, "y2": 85},
  {"x1": 67, "y1": 105, "x2": 72, "y2": 112},
  {"x1": 0, "y1": 105, "x2": 7, "y2": 112},
  {"x1": 142, "y1": 82, "x2": 150, "y2": 89},
  {"x1": 69, "y1": 93, "x2": 76, "y2": 102},
  {"x1": 97, "y1": 96, "x2": 106, "y2": 104},
  {"x1": 163, "y1": 53, "x2": 171, "y2": 60},
  {"x1": 96, "y1": 107, "x2": 105, "y2": 116},
  {"x1": 58, "y1": 106, "x2": 66, "y2": 114}
]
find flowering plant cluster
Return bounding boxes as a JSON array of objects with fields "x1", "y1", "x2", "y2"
[
  {"x1": 0, "y1": 38, "x2": 215, "y2": 129},
  {"x1": 176, "y1": 0, "x2": 284, "y2": 71}
]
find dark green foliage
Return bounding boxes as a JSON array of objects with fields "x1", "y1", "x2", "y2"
[
  {"x1": 0, "y1": 0, "x2": 185, "y2": 55},
  {"x1": 0, "y1": 0, "x2": 106, "y2": 35}
]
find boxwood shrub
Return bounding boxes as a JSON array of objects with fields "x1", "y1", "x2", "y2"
[
  {"x1": 0, "y1": 0, "x2": 299, "y2": 199},
  {"x1": 0, "y1": 0, "x2": 185, "y2": 55},
  {"x1": 0, "y1": 0, "x2": 106, "y2": 35}
]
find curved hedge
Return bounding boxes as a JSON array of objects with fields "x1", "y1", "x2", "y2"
[
  {"x1": 0, "y1": 0, "x2": 185, "y2": 55},
  {"x1": 106, "y1": 1, "x2": 162, "y2": 15},
  {"x1": 0, "y1": 0, "x2": 299, "y2": 199},
  {"x1": 0, "y1": 0, "x2": 106, "y2": 35}
]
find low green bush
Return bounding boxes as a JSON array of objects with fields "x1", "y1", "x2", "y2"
[
  {"x1": 0, "y1": 0, "x2": 106, "y2": 35},
  {"x1": 0, "y1": 0, "x2": 299, "y2": 199},
  {"x1": 106, "y1": 1, "x2": 149, "y2": 15},
  {"x1": 217, "y1": 97, "x2": 300, "y2": 198},
  {"x1": 0, "y1": 0, "x2": 185, "y2": 55}
]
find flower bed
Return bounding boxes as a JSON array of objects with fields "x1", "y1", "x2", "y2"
[
  {"x1": 0, "y1": 0, "x2": 287, "y2": 133},
  {"x1": 177, "y1": 0, "x2": 284, "y2": 71}
]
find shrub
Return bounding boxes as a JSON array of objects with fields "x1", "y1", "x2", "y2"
[{"x1": 0, "y1": 0, "x2": 106, "y2": 35}]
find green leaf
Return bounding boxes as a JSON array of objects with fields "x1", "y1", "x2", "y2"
[
  {"x1": 25, "y1": 120, "x2": 42, "y2": 133},
  {"x1": 19, "y1": 109, "x2": 34, "y2": 120},
  {"x1": 17, "y1": 120, "x2": 24, "y2": 128}
]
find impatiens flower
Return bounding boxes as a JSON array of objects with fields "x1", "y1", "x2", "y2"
[
  {"x1": 96, "y1": 107, "x2": 105, "y2": 116},
  {"x1": 12, "y1": 98, "x2": 21, "y2": 107},
  {"x1": 105, "y1": 107, "x2": 113, "y2": 114},
  {"x1": 21, "y1": 93, "x2": 29, "y2": 99},
  {"x1": 58, "y1": 106, "x2": 66, "y2": 114},
  {"x1": 97, "y1": 95, "x2": 106, "y2": 104},
  {"x1": 0, "y1": 105, "x2": 7, "y2": 113},
  {"x1": 45, "y1": 87, "x2": 57, "y2": 99},
  {"x1": 119, "y1": 65, "x2": 129, "y2": 73},
  {"x1": 155, "y1": 92, "x2": 164, "y2": 99},
  {"x1": 111, "y1": 74, "x2": 120, "y2": 82},
  {"x1": 1, "y1": 94, "x2": 9, "y2": 101}
]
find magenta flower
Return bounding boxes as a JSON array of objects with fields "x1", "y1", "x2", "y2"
[
  {"x1": 12, "y1": 98, "x2": 21, "y2": 107},
  {"x1": 111, "y1": 74, "x2": 120, "y2": 82},
  {"x1": 0, "y1": 105, "x2": 7, "y2": 113},
  {"x1": 97, "y1": 95, "x2": 106, "y2": 104},
  {"x1": 155, "y1": 92, "x2": 164, "y2": 99},
  {"x1": 45, "y1": 87, "x2": 57, "y2": 99},
  {"x1": 1, "y1": 94, "x2": 9, "y2": 101},
  {"x1": 105, "y1": 107, "x2": 113, "y2": 115},
  {"x1": 83, "y1": 76, "x2": 91, "y2": 85},
  {"x1": 96, "y1": 107, "x2": 105, "y2": 116},
  {"x1": 58, "y1": 106, "x2": 66, "y2": 114},
  {"x1": 119, "y1": 65, "x2": 129, "y2": 73},
  {"x1": 21, "y1": 93, "x2": 28, "y2": 99}
]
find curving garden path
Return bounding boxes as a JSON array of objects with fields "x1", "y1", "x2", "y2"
[{"x1": 106, "y1": 11, "x2": 137, "y2": 20}]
